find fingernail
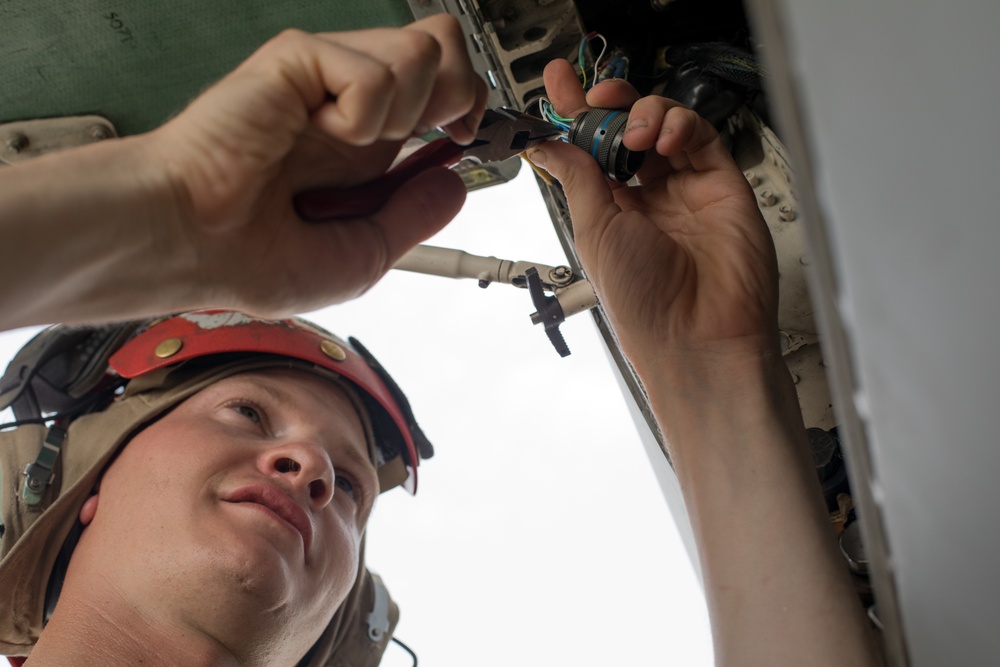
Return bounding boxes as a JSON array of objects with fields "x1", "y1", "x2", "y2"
[
  {"x1": 527, "y1": 148, "x2": 548, "y2": 171},
  {"x1": 625, "y1": 118, "x2": 648, "y2": 133},
  {"x1": 413, "y1": 123, "x2": 433, "y2": 138}
]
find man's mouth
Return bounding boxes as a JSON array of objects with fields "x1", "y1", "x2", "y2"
[{"x1": 223, "y1": 483, "x2": 314, "y2": 553}]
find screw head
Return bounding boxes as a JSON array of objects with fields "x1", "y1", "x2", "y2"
[
  {"x1": 549, "y1": 266, "x2": 572, "y2": 284},
  {"x1": 89, "y1": 125, "x2": 113, "y2": 141},
  {"x1": 5, "y1": 132, "x2": 28, "y2": 153}
]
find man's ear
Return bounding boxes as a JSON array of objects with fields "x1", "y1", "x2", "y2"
[{"x1": 79, "y1": 494, "x2": 99, "y2": 525}]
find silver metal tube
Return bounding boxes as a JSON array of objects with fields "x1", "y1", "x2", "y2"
[
  {"x1": 393, "y1": 245, "x2": 560, "y2": 287},
  {"x1": 393, "y1": 245, "x2": 505, "y2": 282}
]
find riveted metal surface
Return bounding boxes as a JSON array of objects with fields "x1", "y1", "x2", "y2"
[
  {"x1": 730, "y1": 108, "x2": 833, "y2": 430},
  {"x1": 0, "y1": 116, "x2": 117, "y2": 165}
]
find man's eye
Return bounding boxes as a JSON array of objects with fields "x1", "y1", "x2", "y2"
[
  {"x1": 233, "y1": 404, "x2": 261, "y2": 424},
  {"x1": 334, "y1": 475, "x2": 356, "y2": 498}
]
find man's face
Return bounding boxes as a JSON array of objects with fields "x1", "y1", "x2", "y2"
[{"x1": 71, "y1": 367, "x2": 378, "y2": 660}]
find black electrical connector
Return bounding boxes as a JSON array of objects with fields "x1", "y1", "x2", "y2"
[{"x1": 568, "y1": 108, "x2": 646, "y2": 182}]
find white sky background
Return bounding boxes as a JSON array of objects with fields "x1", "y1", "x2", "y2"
[{"x1": 0, "y1": 169, "x2": 713, "y2": 665}]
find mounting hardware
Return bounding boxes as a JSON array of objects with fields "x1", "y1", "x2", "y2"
[
  {"x1": 0, "y1": 116, "x2": 118, "y2": 165},
  {"x1": 89, "y1": 124, "x2": 114, "y2": 141},
  {"x1": 21, "y1": 424, "x2": 67, "y2": 506},
  {"x1": 548, "y1": 265, "x2": 574, "y2": 286},
  {"x1": 366, "y1": 573, "x2": 391, "y2": 642},
  {"x1": 5, "y1": 132, "x2": 28, "y2": 154}
]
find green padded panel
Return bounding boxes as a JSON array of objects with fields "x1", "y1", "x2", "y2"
[{"x1": 0, "y1": 1, "x2": 414, "y2": 136}]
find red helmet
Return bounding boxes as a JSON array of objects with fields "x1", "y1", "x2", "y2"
[
  {"x1": 108, "y1": 310, "x2": 432, "y2": 493},
  {"x1": 0, "y1": 308, "x2": 432, "y2": 508},
  {"x1": 0, "y1": 309, "x2": 429, "y2": 666}
]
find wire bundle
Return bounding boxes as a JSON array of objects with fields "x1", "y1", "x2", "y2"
[
  {"x1": 597, "y1": 50, "x2": 630, "y2": 83},
  {"x1": 539, "y1": 98, "x2": 574, "y2": 133},
  {"x1": 578, "y1": 32, "x2": 607, "y2": 90}
]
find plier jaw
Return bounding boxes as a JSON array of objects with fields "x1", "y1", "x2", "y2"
[
  {"x1": 294, "y1": 108, "x2": 562, "y2": 221},
  {"x1": 460, "y1": 108, "x2": 563, "y2": 163}
]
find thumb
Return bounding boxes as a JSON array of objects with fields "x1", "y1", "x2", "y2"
[
  {"x1": 527, "y1": 140, "x2": 620, "y2": 248},
  {"x1": 369, "y1": 166, "x2": 467, "y2": 266}
]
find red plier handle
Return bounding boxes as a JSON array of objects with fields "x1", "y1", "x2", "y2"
[{"x1": 294, "y1": 138, "x2": 466, "y2": 221}]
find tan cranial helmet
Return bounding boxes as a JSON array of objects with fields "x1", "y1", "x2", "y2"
[{"x1": 0, "y1": 310, "x2": 434, "y2": 666}]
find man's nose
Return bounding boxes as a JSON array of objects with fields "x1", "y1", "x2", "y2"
[{"x1": 257, "y1": 441, "x2": 335, "y2": 508}]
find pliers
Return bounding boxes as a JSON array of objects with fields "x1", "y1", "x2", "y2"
[{"x1": 294, "y1": 108, "x2": 562, "y2": 221}]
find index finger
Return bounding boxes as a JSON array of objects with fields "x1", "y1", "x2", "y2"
[
  {"x1": 543, "y1": 59, "x2": 590, "y2": 118},
  {"x1": 404, "y1": 14, "x2": 487, "y2": 143}
]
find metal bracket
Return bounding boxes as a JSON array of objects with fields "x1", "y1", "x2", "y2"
[
  {"x1": 21, "y1": 424, "x2": 67, "y2": 506},
  {"x1": 407, "y1": 0, "x2": 586, "y2": 110},
  {"x1": 366, "y1": 572, "x2": 391, "y2": 642},
  {"x1": 393, "y1": 244, "x2": 598, "y2": 355},
  {"x1": 0, "y1": 116, "x2": 118, "y2": 165}
]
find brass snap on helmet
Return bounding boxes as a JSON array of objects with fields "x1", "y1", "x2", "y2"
[{"x1": 0, "y1": 309, "x2": 433, "y2": 666}]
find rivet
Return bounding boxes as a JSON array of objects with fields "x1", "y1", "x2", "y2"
[
  {"x1": 89, "y1": 125, "x2": 113, "y2": 141},
  {"x1": 5, "y1": 132, "x2": 28, "y2": 154},
  {"x1": 744, "y1": 170, "x2": 759, "y2": 187},
  {"x1": 758, "y1": 190, "x2": 776, "y2": 207},
  {"x1": 320, "y1": 340, "x2": 346, "y2": 361},
  {"x1": 779, "y1": 205, "x2": 796, "y2": 221},
  {"x1": 154, "y1": 337, "x2": 183, "y2": 359}
]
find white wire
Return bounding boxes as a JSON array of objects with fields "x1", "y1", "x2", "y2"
[
  {"x1": 538, "y1": 97, "x2": 571, "y2": 132},
  {"x1": 592, "y1": 34, "x2": 608, "y2": 86}
]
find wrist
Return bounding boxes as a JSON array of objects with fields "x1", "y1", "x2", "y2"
[
  {"x1": 0, "y1": 132, "x2": 200, "y2": 327},
  {"x1": 634, "y1": 342, "x2": 804, "y2": 468},
  {"x1": 627, "y1": 334, "x2": 785, "y2": 402}
]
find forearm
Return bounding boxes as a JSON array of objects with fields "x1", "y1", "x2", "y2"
[
  {"x1": 637, "y1": 349, "x2": 881, "y2": 666},
  {"x1": 0, "y1": 134, "x2": 197, "y2": 329}
]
